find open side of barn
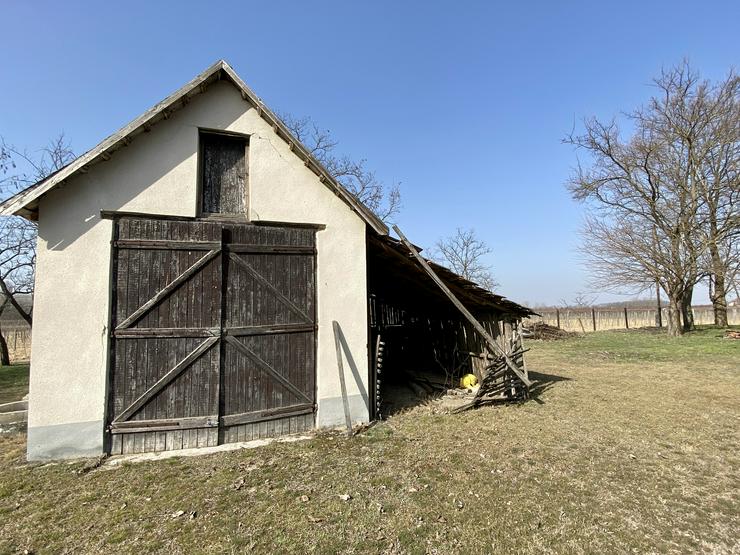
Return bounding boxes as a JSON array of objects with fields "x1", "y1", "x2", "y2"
[
  {"x1": 1, "y1": 60, "x2": 533, "y2": 460},
  {"x1": 365, "y1": 234, "x2": 534, "y2": 416}
]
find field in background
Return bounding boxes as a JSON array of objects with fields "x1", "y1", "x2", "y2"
[
  {"x1": 1, "y1": 327, "x2": 738, "y2": 553},
  {"x1": 1, "y1": 326, "x2": 31, "y2": 363},
  {"x1": 527, "y1": 305, "x2": 740, "y2": 333}
]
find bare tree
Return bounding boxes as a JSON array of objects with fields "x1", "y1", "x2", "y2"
[
  {"x1": 0, "y1": 134, "x2": 74, "y2": 328},
  {"x1": 693, "y1": 74, "x2": 739, "y2": 327},
  {"x1": 566, "y1": 63, "x2": 739, "y2": 335},
  {"x1": 433, "y1": 228, "x2": 499, "y2": 291},
  {"x1": 558, "y1": 291, "x2": 597, "y2": 309},
  {"x1": 278, "y1": 113, "x2": 401, "y2": 222}
]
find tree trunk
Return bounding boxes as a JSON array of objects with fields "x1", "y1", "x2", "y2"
[
  {"x1": 708, "y1": 246, "x2": 729, "y2": 327},
  {"x1": 0, "y1": 283, "x2": 32, "y2": 327},
  {"x1": 666, "y1": 296, "x2": 684, "y2": 336},
  {"x1": 0, "y1": 324, "x2": 9, "y2": 366},
  {"x1": 681, "y1": 288, "x2": 695, "y2": 332}
]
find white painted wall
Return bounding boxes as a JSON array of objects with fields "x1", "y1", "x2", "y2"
[{"x1": 28, "y1": 81, "x2": 369, "y2": 459}]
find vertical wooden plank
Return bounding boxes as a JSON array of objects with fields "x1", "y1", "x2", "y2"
[
  {"x1": 143, "y1": 431, "x2": 155, "y2": 453},
  {"x1": 154, "y1": 432, "x2": 166, "y2": 452},
  {"x1": 123, "y1": 433, "x2": 135, "y2": 455},
  {"x1": 111, "y1": 434, "x2": 122, "y2": 455},
  {"x1": 183, "y1": 429, "x2": 194, "y2": 450}
]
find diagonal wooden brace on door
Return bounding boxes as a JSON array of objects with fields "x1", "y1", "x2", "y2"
[
  {"x1": 113, "y1": 335, "x2": 220, "y2": 423},
  {"x1": 223, "y1": 335, "x2": 312, "y2": 403},
  {"x1": 228, "y1": 253, "x2": 311, "y2": 323},
  {"x1": 116, "y1": 248, "x2": 222, "y2": 330},
  {"x1": 392, "y1": 225, "x2": 532, "y2": 389}
]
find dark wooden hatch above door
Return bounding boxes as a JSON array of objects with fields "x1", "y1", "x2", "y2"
[
  {"x1": 200, "y1": 131, "x2": 248, "y2": 216},
  {"x1": 108, "y1": 217, "x2": 316, "y2": 455}
]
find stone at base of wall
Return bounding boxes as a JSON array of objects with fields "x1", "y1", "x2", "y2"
[
  {"x1": 316, "y1": 394, "x2": 369, "y2": 428},
  {"x1": 27, "y1": 420, "x2": 105, "y2": 461}
]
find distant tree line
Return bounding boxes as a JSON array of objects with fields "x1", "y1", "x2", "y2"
[{"x1": 566, "y1": 62, "x2": 739, "y2": 336}]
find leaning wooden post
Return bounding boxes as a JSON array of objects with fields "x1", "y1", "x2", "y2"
[
  {"x1": 392, "y1": 225, "x2": 531, "y2": 388},
  {"x1": 623, "y1": 307, "x2": 629, "y2": 329},
  {"x1": 591, "y1": 307, "x2": 597, "y2": 331},
  {"x1": 332, "y1": 321, "x2": 353, "y2": 434}
]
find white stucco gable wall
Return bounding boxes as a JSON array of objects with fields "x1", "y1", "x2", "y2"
[{"x1": 28, "y1": 81, "x2": 369, "y2": 459}]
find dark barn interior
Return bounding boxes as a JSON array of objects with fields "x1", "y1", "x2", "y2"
[{"x1": 366, "y1": 233, "x2": 536, "y2": 417}]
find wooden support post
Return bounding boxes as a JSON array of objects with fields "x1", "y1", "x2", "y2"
[
  {"x1": 591, "y1": 307, "x2": 597, "y2": 331},
  {"x1": 656, "y1": 281, "x2": 663, "y2": 328},
  {"x1": 624, "y1": 307, "x2": 629, "y2": 329},
  {"x1": 556, "y1": 308, "x2": 561, "y2": 329},
  {"x1": 392, "y1": 225, "x2": 531, "y2": 388}
]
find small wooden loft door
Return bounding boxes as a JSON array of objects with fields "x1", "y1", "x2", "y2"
[{"x1": 200, "y1": 132, "x2": 248, "y2": 215}]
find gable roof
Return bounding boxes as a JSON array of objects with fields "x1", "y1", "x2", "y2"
[{"x1": 0, "y1": 60, "x2": 388, "y2": 235}]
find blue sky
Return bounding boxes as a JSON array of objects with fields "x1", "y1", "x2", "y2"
[{"x1": 2, "y1": 0, "x2": 738, "y2": 305}]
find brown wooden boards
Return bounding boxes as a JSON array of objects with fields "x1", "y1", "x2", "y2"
[
  {"x1": 200, "y1": 132, "x2": 248, "y2": 215},
  {"x1": 219, "y1": 224, "x2": 316, "y2": 445},
  {"x1": 108, "y1": 217, "x2": 316, "y2": 455}
]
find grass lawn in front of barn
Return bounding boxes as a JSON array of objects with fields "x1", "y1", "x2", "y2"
[
  {"x1": 0, "y1": 327, "x2": 738, "y2": 553},
  {"x1": 0, "y1": 363, "x2": 29, "y2": 405}
]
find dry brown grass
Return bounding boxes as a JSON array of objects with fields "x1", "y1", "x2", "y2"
[{"x1": 0, "y1": 327, "x2": 738, "y2": 554}]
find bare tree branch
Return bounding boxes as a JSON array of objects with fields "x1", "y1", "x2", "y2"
[
  {"x1": 565, "y1": 62, "x2": 739, "y2": 335},
  {"x1": 277, "y1": 112, "x2": 402, "y2": 222},
  {"x1": 0, "y1": 133, "x2": 75, "y2": 326},
  {"x1": 432, "y1": 228, "x2": 499, "y2": 292}
]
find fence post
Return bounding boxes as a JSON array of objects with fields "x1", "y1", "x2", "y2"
[
  {"x1": 624, "y1": 307, "x2": 629, "y2": 329},
  {"x1": 556, "y1": 308, "x2": 561, "y2": 329},
  {"x1": 591, "y1": 307, "x2": 597, "y2": 331}
]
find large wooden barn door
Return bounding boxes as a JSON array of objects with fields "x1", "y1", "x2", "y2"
[
  {"x1": 220, "y1": 225, "x2": 316, "y2": 443},
  {"x1": 108, "y1": 218, "x2": 316, "y2": 455}
]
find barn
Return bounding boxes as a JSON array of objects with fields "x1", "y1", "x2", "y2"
[{"x1": 1, "y1": 60, "x2": 534, "y2": 460}]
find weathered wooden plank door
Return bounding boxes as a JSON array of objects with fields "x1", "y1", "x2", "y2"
[
  {"x1": 220, "y1": 224, "x2": 316, "y2": 443},
  {"x1": 109, "y1": 218, "x2": 224, "y2": 454},
  {"x1": 108, "y1": 217, "x2": 316, "y2": 455}
]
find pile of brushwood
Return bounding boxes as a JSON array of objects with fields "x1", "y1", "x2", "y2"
[
  {"x1": 725, "y1": 330, "x2": 740, "y2": 340},
  {"x1": 522, "y1": 322, "x2": 576, "y2": 340}
]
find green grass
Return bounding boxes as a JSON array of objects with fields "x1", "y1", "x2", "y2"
[
  {"x1": 0, "y1": 363, "x2": 29, "y2": 404},
  {"x1": 541, "y1": 325, "x2": 740, "y2": 363},
  {"x1": 0, "y1": 328, "x2": 738, "y2": 553}
]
